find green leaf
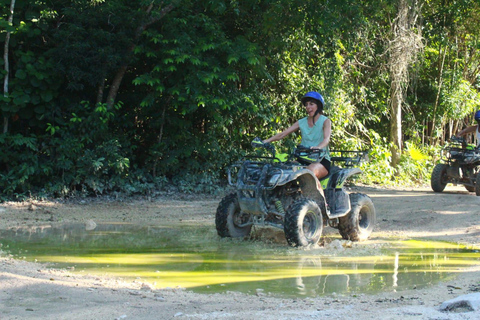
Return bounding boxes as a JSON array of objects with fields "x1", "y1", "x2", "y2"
[
  {"x1": 41, "y1": 91, "x2": 53, "y2": 102},
  {"x1": 16, "y1": 69, "x2": 27, "y2": 80},
  {"x1": 13, "y1": 94, "x2": 30, "y2": 105},
  {"x1": 227, "y1": 56, "x2": 239, "y2": 64}
]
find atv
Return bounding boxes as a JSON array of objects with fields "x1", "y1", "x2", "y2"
[
  {"x1": 215, "y1": 139, "x2": 376, "y2": 247},
  {"x1": 431, "y1": 135, "x2": 480, "y2": 196}
]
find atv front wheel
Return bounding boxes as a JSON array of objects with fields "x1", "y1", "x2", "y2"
[
  {"x1": 338, "y1": 193, "x2": 375, "y2": 241},
  {"x1": 284, "y1": 198, "x2": 323, "y2": 247},
  {"x1": 431, "y1": 163, "x2": 448, "y2": 192},
  {"x1": 216, "y1": 193, "x2": 252, "y2": 238}
]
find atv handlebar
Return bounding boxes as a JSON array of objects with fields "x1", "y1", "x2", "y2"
[
  {"x1": 295, "y1": 146, "x2": 369, "y2": 166},
  {"x1": 251, "y1": 137, "x2": 275, "y2": 154},
  {"x1": 294, "y1": 144, "x2": 323, "y2": 153},
  {"x1": 450, "y1": 135, "x2": 467, "y2": 145},
  {"x1": 293, "y1": 145, "x2": 326, "y2": 163}
]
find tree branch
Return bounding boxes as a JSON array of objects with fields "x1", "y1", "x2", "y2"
[{"x1": 106, "y1": 2, "x2": 177, "y2": 109}]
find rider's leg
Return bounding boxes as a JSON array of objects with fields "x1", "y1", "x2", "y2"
[
  {"x1": 307, "y1": 162, "x2": 328, "y2": 179},
  {"x1": 307, "y1": 162, "x2": 328, "y2": 197}
]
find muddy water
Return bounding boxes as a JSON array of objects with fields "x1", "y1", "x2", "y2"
[{"x1": 0, "y1": 223, "x2": 478, "y2": 298}]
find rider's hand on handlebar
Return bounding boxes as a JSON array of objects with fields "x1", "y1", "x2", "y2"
[
  {"x1": 296, "y1": 144, "x2": 309, "y2": 150},
  {"x1": 251, "y1": 137, "x2": 264, "y2": 148},
  {"x1": 450, "y1": 135, "x2": 460, "y2": 142},
  {"x1": 308, "y1": 146, "x2": 324, "y2": 153},
  {"x1": 251, "y1": 137, "x2": 274, "y2": 152},
  {"x1": 450, "y1": 135, "x2": 466, "y2": 142}
]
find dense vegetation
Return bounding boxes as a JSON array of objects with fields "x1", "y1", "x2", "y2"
[{"x1": 1, "y1": 0, "x2": 480, "y2": 200}]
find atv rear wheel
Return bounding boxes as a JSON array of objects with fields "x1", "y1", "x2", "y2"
[
  {"x1": 284, "y1": 198, "x2": 323, "y2": 247},
  {"x1": 216, "y1": 193, "x2": 252, "y2": 238},
  {"x1": 431, "y1": 163, "x2": 448, "y2": 192},
  {"x1": 338, "y1": 193, "x2": 375, "y2": 241}
]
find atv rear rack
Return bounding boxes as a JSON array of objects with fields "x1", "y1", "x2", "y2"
[{"x1": 330, "y1": 150, "x2": 369, "y2": 167}]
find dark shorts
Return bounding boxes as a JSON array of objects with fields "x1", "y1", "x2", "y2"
[
  {"x1": 298, "y1": 157, "x2": 331, "y2": 174},
  {"x1": 320, "y1": 158, "x2": 331, "y2": 174}
]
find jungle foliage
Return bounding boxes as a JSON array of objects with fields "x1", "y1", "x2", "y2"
[{"x1": 1, "y1": 0, "x2": 480, "y2": 200}]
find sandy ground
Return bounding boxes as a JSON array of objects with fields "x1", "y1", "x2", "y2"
[{"x1": 1, "y1": 185, "x2": 480, "y2": 320}]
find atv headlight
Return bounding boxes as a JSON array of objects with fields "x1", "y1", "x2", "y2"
[
  {"x1": 266, "y1": 168, "x2": 287, "y2": 187},
  {"x1": 267, "y1": 173, "x2": 282, "y2": 185}
]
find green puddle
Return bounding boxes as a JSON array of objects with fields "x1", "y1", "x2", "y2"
[{"x1": 0, "y1": 222, "x2": 479, "y2": 298}]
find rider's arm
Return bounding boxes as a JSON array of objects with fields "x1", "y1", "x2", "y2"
[
  {"x1": 311, "y1": 118, "x2": 331, "y2": 150},
  {"x1": 457, "y1": 125, "x2": 477, "y2": 137},
  {"x1": 263, "y1": 122, "x2": 300, "y2": 143}
]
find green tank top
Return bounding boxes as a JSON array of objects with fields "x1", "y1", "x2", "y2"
[{"x1": 298, "y1": 115, "x2": 330, "y2": 161}]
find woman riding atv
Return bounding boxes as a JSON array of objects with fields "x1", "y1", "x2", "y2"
[
  {"x1": 456, "y1": 110, "x2": 480, "y2": 147},
  {"x1": 262, "y1": 92, "x2": 331, "y2": 197}
]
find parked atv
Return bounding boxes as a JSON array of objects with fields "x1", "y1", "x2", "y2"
[
  {"x1": 215, "y1": 139, "x2": 376, "y2": 247},
  {"x1": 431, "y1": 136, "x2": 480, "y2": 196}
]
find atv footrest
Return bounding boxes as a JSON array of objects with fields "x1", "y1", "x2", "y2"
[
  {"x1": 325, "y1": 188, "x2": 351, "y2": 218},
  {"x1": 237, "y1": 191, "x2": 267, "y2": 216}
]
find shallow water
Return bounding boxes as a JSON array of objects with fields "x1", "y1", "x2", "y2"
[{"x1": 0, "y1": 222, "x2": 478, "y2": 298}]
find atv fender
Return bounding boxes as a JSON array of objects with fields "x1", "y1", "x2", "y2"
[
  {"x1": 323, "y1": 167, "x2": 362, "y2": 218},
  {"x1": 273, "y1": 169, "x2": 326, "y2": 213},
  {"x1": 328, "y1": 167, "x2": 362, "y2": 189}
]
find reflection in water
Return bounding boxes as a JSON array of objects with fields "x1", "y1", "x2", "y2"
[
  {"x1": 0, "y1": 223, "x2": 478, "y2": 298},
  {"x1": 393, "y1": 252, "x2": 399, "y2": 287}
]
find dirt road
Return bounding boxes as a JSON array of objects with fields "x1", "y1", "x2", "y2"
[{"x1": 1, "y1": 185, "x2": 479, "y2": 319}]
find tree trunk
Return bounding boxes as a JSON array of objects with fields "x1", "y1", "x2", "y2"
[
  {"x1": 390, "y1": 88, "x2": 402, "y2": 167},
  {"x1": 106, "y1": 65, "x2": 129, "y2": 109},
  {"x1": 452, "y1": 120, "x2": 459, "y2": 140},
  {"x1": 96, "y1": 77, "x2": 106, "y2": 106},
  {"x1": 2, "y1": 0, "x2": 16, "y2": 134},
  {"x1": 387, "y1": 0, "x2": 423, "y2": 168},
  {"x1": 152, "y1": 102, "x2": 167, "y2": 178},
  {"x1": 431, "y1": 46, "x2": 447, "y2": 145}
]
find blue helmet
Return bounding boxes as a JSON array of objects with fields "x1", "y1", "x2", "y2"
[
  {"x1": 301, "y1": 91, "x2": 324, "y2": 109},
  {"x1": 475, "y1": 110, "x2": 480, "y2": 121}
]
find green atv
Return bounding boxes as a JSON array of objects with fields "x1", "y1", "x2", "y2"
[{"x1": 215, "y1": 139, "x2": 376, "y2": 247}]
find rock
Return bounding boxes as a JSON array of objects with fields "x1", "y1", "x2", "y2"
[
  {"x1": 256, "y1": 288, "x2": 265, "y2": 296},
  {"x1": 140, "y1": 283, "x2": 155, "y2": 291},
  {"x1": 327, "y1": 239, "x2": 345, "y2": 251},
  {"x1": 439, "y1": 292, "x2": 480, "y2": 312},
  {"x1": 343, "y1": 240, "x2": 353, "y2": 248},
  {"x1": 85, "y1": 220, "x2": 97, "y2": 231}
]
